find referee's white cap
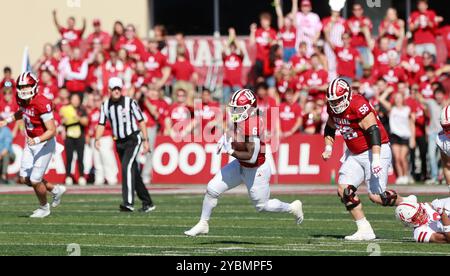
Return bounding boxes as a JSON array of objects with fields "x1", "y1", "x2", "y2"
[{"x1": 108, "y1": 77, "x2": 123, "y2": 89}]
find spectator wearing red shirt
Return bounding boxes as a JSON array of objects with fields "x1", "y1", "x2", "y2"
[
  {"x1": 371, "y1": 37, "x2": 392, "y2": 74},
  {"x1": 378, "y1": 8, "x2": 405, "y2": 51},
  {"x1": 256, "y1": 82, "x2": 278, "y2": 134},
  {"x1": 86, "y1": 19, "x2": 112, "y2": 51},
  {"x1": 0, "y1": 87, "x2": 19, "y2": 136},
  {"x1": 289, "y1": 42, "x2": 311, "y2": 77},
  {"x1": 437, "y1": 25, "x2": 450, "y2": 63},
  {"x1": 115, "y1": 24, "x2": 146, "y2": 61},
  {"x1": 401, "y1": 43, "x2": 424, "y2": 86},
  {"x1": 139, "y1": 85, "x2": 169, "y2": 184},
  {"x1": 87, "y1": 93, "x2": 118, "y2": 186},
  {"x1": 403, "y1": 83, "x2": 428, "y2": 182},
  {"x1": 326, "y1": 32, "x2": 361, "y2": 84},
  {"x1": 275, "y1": 64, "x2": 297, "y2": 101},
  {"x1": 33, "y1": 43, "x2": 59, "y2": 83},
  {"x1": 346, "y1": 3, "x2": 373, "y2": 79},
  {"x1": 40, "y1": 71, "x2": 59, "y2": 101},
  {"x1": 376, "y1": 51, "x2": 407, "y2": 91},
  {"x1": 250, "y1": 13, "x2": 277, "y2": 80},
  {"x1": 52, "y1": 10, "x2": 86, "y2": 48},
  {"x1": 0, "y1": 67, "x2": 15, "y2": 98},
  {"x1": 263, "y1": 44, "x2": 284, "y2": 94},
  {"x1": 419, "y1": 66, "x2": 438, "y2": 99},
  {"x1": 171, "y1": 47, "x2": 198, "y2": 103},
  {"x1": 195, "y1": 88, "x2": 221, "y2": 142},
  {"x1": 110, "y1": 21, "x2": 126, "y2": 52},
  {"x1": 141, "y1": 39, "x2": 171, "y2": 90},
  {"x1": 302, "y1": 54, "x2": 328, "y2": 100},
  {"x1": 279, "y1": 88, "x2": 302, "y2": 138},
  {"x1": 101, "y1": 51, "x2": 132, "y2": 95},
  {"x1": 275, "y1": 0, "x2": 298, "y2": 62},
  {"x1": 222, "y1": 32, "x2": 244, "y2": 104},
  {"x1": 165, "y1": 89, "x2": 196, "y2": 141},
  {"x1": 302, "y1": 101, "x2": 321, "y2": 135},
  {"x1": 131, "y1": 61, "x2": 152, "y2": 93},
  {"x1": 409, "y1": 0, "x2": 442, "y2": 56},
  {"x1": 63, "y1": 47, "x2": 88, "y2": 96}
]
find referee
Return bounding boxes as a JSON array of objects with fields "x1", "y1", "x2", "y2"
[{"x1": 95, "y1": 77, "x2": 155, "y2": 213}]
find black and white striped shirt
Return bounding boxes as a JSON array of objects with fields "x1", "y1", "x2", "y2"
[{"x1": 99, "y1": 96, "x2": 144, "y2": 140}]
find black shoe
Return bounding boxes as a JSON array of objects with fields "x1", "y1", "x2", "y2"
[
  {"x1": 139, "y1": 205, "x2": 156, "y2": 213},
  {"x1": 119, "y1": 205, "x2": 134, "y2": 212}
]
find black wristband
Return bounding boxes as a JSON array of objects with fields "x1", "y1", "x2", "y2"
[
  {"x1": 324, "y1": 124, "x2": 336, "y2": 140},
  {"x1": 366, "y1": 125, "x2": 381, "y2": 147}
]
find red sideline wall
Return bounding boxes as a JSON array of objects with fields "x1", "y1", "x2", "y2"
[{"x1": 9, "y1": 134, "x2": 395, "y2": 184}]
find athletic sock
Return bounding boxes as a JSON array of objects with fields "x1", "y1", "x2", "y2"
[
  {"x1": 262, "y1": 199, "x2": 291, "y2": 213},
  {"x1": 356, "y1": 217, "x2": 373, "y2": 232},
  {"x1": 200, "y1": 194, "x2": 218, "y2": 221},
  {"x1": 50, "y1": 185, "x2": 59, "y2": 195}
]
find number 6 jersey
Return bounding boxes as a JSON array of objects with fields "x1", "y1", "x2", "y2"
[
  {"x1": 16, "y1": 93, "x2": 54, "y2": 138},
  {"x1": 327, "y1": 94, "x2": 389, "y2": 154}
]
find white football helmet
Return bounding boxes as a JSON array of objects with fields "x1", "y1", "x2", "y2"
[
  {"x1": 440, "y1": 105, "x2": 450, "y2": 135},
  {"x1": 327, "y1": 78, "x2": 352, "y2": 114},
  {"x1": 16, "y1": 71, "x2": 39, "y2": 100},
  {"x1": 395, "y1": 202, "x2": 429, "y2": 228}
]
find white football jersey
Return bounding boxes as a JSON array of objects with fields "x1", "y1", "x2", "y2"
[
  {"x1": 412, "y1": 198, "x2": 450, "y2": 243},
  {"x1": 436, "y1": 132, "x2": 450, "y2": 156}
]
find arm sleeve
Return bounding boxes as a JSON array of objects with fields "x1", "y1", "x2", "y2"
[
  {"x1": 99, "y1": 102, "x2": 107, "y2": 126},
  {"x1": 131, "y1": 100, "x2": 145, "y2": 123}
]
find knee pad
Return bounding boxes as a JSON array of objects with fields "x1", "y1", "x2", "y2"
[
  {"x1": 340, "y1": 186, "x2": 361, "y2": 211},
  {"x1": 380, "y1": 190, "x2": 398, "y2": 207}
]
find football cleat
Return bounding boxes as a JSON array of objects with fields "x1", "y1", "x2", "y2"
[
  {"x1": 139, "y1": 205, "x2": 156, "y2": 213},
  {"x1": 51, "y1": 185, "x2": 67, "y2": 208},
  {"x1": 184, "y1": 220, "x2": 209, "y2": 237},
  {"x1": 344, "y1": 230, "x2": 376, "y2": 241},
  {"x1": 120, "y1": 205, "x2": 135, "y2": 212},
  {"x1": 30, "y1": 204, "x2": 51, "y2": 218},
  {"x1": 290, "y1": 200, "x2": 304, "y2": 225}
]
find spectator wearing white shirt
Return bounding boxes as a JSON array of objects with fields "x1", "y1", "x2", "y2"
[
  {"x1": 379, "y1": 89, "x2": 416, "y2": 185},
  {"x1": 322, "y1": 9, "x2": 346, "y2": 81},
  {"x1": 295, "y1": 0, "x2": 322, "y2": 57}
]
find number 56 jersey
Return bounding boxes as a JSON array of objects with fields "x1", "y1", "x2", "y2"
[
  {"x1": 327, "y1": 94, "x2": 389, "y2": 155},
  {"x1": 16, "y1": 93, "x2": 54, "y2": 139}
]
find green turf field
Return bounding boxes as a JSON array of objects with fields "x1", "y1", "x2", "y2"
[{"x1": 0, "y1": 194, "x2": 448, "y2": 256}]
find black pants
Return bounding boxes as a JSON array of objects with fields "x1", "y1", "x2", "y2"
[
  {"x1": 65, "y1": 137, "x2": 85, "y2": 177},
  {"x1": 410, "y1": 135, "x2": 428, "y2": 181},
  {"x1": 116, "y1": 134, "x2": 153, "y2": 207}
]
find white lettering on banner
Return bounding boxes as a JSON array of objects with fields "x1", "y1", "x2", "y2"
[
  {"x1": 195, "y1": 40, "x2": 214, "y2": 67},
  {"x1": 299, "y1": 144, "x2": 320, "y2": 175},
  {"x1": 205, "y1": 144, "x2": 221, "y2": 174},
  {"x1": 179, "y1": 144, "x2": 206, "y2": 175},
  {"x1": 278, "y1": 144, "x2": 298, "y2": 175},
  {"x1": 152, "y1": 143, "x2": 178, "y2": 176}
]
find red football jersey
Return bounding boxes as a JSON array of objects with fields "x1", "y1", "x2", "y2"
[
  {"x1": 234, "y1": 115, "x2": 266, "y2": 168},
  {"x1": 327, "y1": 94, "x2": 389, "y2": 154},
  {"x1": 17, "y1": 94, "x2": 54, "y2": 138}
]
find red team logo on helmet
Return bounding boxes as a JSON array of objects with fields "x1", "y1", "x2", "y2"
[
  {"x1": 229, "y1": 89, "x2": 258, "y2": 123},
  {"x1": 16, "y1": 71, "x2": 39, "y2": 100},
  {"x1": 440, "y1": 105, "x2": 450, "y2": 136},
  {"x1": 327, "y1": 78, "x2": 352, "y2": 114}
]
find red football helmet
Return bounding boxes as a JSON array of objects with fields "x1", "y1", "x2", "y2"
[
  {"x1": 327, "y1": 78, "x2": 352, "y2": 114},
  {"x1": 16, "y1": 71, "x2": 39, "y2": 100},
  {"x1": 229, "y1": 89, "x2": 257, "y2": 123}
]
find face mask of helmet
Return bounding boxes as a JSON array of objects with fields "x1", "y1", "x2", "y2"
[
  {"x1": 328, "y1": 94, "x2": 350, "y2": 114},
  {"x1": 17, "y1": 84, "x2": 36, "y2": 100},
  {"x1": 229, "y1": 105, "x2": 250, "y2": 123}
]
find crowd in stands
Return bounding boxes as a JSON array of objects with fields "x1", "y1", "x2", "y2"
[{"x1": 1, "y1": 0, "x2": 450, "y2": 186}]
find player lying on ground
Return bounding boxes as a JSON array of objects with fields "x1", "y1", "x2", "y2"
[
  {"x1": 0, "y1": 72, "x2": 66, "y2": 218},
  {"x1": 185, "y1": 89, "x2": 304, "y2": 237},
  {"x1": 322, "y1": 78, "x2": 414, "y2": 241},
  {"x1": 437, "y1": 105, "x2": 450, "y2": 193},
  {"x1": 396, "y1": 197, "x2": 450, "y2": 243}
]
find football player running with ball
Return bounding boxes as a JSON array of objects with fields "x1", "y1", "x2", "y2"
[
  {"x1": 436, "y1": 105, "x2": 450, "y2": 193},
  {"x1": 322, "y1": 78, "x2": 413, "y2": 241},
  {"x1": 185, "y1": 89, "x2": 304, "y2": 237},
  {"x1": 0, "y1": 72, "x2": 66, "y2": 218}
]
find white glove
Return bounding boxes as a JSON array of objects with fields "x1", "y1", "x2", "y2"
[
  {"x1": 372, "y1": 153, "x2": 382, "y2": 178},
  {"x1": 216, "y1": 135, "x2": 226, "y2": 155},
  {"x1": 222, "y1": 137, "x2": 234, "y2": 155}
]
